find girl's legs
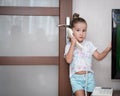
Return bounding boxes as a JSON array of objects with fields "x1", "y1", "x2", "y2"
[
  {"x1": 74, "y1": 90, "x2": 92, "y2": 96},
  {"x1": 75, "y1": 90, "x2": 85, "y2": 96}
]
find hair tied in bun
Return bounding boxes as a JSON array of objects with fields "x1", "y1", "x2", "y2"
[{"x1": 73, "y1": 13, "x2": 80, "y2": 19}]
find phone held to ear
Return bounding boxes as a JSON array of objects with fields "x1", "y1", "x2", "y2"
[{"x1": 66, "y1": 28, "x2": 84, "y2": 49}]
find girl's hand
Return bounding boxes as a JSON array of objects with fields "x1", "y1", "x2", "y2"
[
  {"x1": 70, "y1": 36, "x2": 77, "y2": 46},
  {"x1": 93, "y1": 42, "x2": 112, "y2": 61},
  {"x1": 65, "y1": 36, "x2": 77, "y2": 64},
  {"x1": 107, "y1": 42, "x2": 112, "y2": 51}
]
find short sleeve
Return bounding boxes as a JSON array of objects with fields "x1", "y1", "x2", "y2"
[
  {"x1": 89, "y1": 42, "x2": 97, "y2": 55},
  {"x1": 64, "y1": 42, "x2": 71, "y2": 56}
]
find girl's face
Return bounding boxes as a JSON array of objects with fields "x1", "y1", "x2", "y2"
[{"x1": 72, "y1": 22, "x2": 87, "y2": 43}]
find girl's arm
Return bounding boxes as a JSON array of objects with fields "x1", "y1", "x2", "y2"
[
  {"x1": 65, "y1": 37, "x2": 77, "y2": 64},
  {"x1": 93, "y1": 43, "x2": 111, "y2": 60}
]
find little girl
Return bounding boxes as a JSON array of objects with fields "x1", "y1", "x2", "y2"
[{"x1": 64, "y1": 13, "x2": 111, "y2": 96}]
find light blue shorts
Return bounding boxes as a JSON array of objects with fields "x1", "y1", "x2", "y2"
[{"x1": 70, "y1": 73, "x2": 95, "y2": 93}]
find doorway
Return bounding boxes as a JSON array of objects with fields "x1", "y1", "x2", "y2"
[{"x1": 0, "y1": 0, "x2": 72, "y2": 96}]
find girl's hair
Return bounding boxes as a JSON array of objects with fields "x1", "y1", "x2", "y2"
[{"x1": 70, "y1": 13, "x2": 87, "y2": 28}]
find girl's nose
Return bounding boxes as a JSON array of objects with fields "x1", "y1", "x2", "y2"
[{"x1": 79, "y1": 31, "x2": 83, "y2": 35}]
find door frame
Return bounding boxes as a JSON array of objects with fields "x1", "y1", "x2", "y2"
[{"x1": 59, "y1": 0, "x2": 72, "y2": 96}]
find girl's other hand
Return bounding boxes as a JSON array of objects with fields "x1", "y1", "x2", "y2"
[{"x1": 107, "y1": 42, "x2": 112, "y2": 51}]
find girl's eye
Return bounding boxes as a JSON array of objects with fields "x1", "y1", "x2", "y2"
[
  {"x1": 76, "y1": 29, "x2": 80, "y2": 32},
  {"x1": 83, "y1": 29, "x2": 86, "y2": 32}
]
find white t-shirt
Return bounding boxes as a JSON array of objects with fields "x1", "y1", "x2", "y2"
[{"x1": 64, "y1": 40, "x2": 97, "y2": 77}]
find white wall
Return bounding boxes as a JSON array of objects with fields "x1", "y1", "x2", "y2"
[{"x1": 73, "y1": 0, "x2": 120, "y2": 90}]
